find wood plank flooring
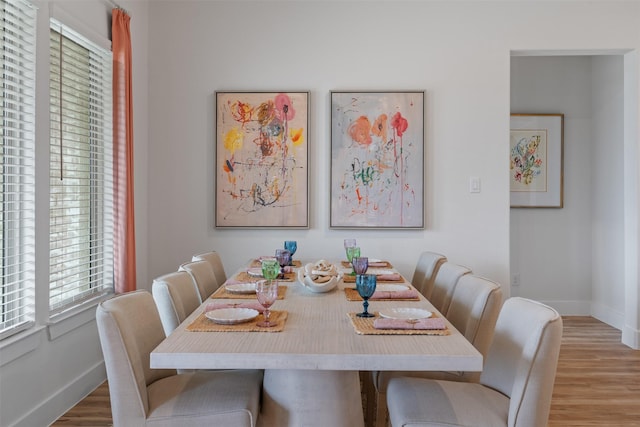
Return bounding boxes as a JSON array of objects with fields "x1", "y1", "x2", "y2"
[
  {"x1": 52, "y1": 316, "x2": 640, "y2": 426},
  {"x1": 548, "y1": 317, "x2": 640, "y2": 426}
]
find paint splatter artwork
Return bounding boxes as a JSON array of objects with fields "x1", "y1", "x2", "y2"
[
  {"x1": 510, "y1": 129, "x2": 547, "y2": 192},
  {"x1": 331, "y1": 92, "x2": 424, "y2": 228},
  {"x1": 216, "y1": 92, "x2": 308, "y2": 227}
]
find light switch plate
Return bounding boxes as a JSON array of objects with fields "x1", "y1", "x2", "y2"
[{"x1": 469, "y1": 177, "x2": 481, "y2": 193}]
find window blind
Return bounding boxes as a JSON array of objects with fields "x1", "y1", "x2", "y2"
[
  {"x1": 0, "y1": 0, "x2": 36, "y2": 339},
  {"x1": 49, "y1": 19, "x2": 114, "y2": 315}
]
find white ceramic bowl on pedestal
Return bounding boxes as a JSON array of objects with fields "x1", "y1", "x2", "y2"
[{"x1": 297, "y1": 260, "x2": 341, "y2": 293}]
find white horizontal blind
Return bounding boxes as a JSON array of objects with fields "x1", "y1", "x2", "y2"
[
  {"x1": 49, "y1": 19, "x2": 114, "y2": 314},
  {"x1": 0, "y1": 0, "x2": 36, "y2": 339}
]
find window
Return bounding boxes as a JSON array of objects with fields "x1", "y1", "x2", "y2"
[
  {"x1": 49, "y1": 19, "x2": 114, "y2": 315},
  {"x1": 0, "y1": 0, "x2": 36, "y2": 340}
]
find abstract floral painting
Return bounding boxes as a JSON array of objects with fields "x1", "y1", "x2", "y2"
[
  {"x1": 216, "y1": 91, "x2": 309, "y2": 227},
  {"x1": 510, "y1": 130, "x2": 547, "y2": 192},
  {"x1": 510, "y1": 114, "x2": 564, "y2": 208},
  {"x1": 330, "y1": 91, "x2": 424, "y2": 228}
]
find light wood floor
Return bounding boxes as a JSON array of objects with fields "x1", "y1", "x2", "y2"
[{"x1": 52, "y1": 316, "x2": 640, "y2": 426}]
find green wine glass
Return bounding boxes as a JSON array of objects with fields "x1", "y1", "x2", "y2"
[
  {"x1": 261, "y1": 259, "x2": 281, "y2": 282},
  {"x1": 346, "y1": 246, "x2": 361, "y2": 274}
]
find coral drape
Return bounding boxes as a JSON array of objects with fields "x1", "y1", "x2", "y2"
[{"x1": 112, "y1": 9, "x2": 136, "y2": 293}]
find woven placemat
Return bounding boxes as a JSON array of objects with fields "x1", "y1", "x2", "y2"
[
  {"x1": 250, "y1": 259, "x2": 302, "y2": 268},
  {"x1": 343, "y1": 287, "x2": 420, "y2": 302},
  {"x1": 234, "y1": 271, "x2": 296, "y2": 282},
  {"x1": 186, "y1": 310, "x2": 288, "y2": 332},
  {"x1": 347, "y1": 312, "x2": 450, "y2": 335},
  {"x1": 342, "y1": 274, "x2": 405, "y2": 284},
  {"x1": 341, "y1": 260, "x2": 393, "y2": 268},
  {"x1": 211, "y1": 284, "x2": 288, "y2": 300}
]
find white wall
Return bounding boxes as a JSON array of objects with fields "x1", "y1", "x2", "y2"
[
  {"x1": 592, "y1": 56, "x2": 626, "y2": 325},
  {"x1": 0, "y1": 1, "x2": 149, "y2": 426},
  {"x1": 145, "y1": 1, "x2": 639, "y2": 302},
  {"x1": 510, "y1": 56, "x2": 625, "y2": 323}
]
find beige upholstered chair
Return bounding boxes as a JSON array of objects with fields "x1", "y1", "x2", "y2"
[
  {"x1": 368, "y1": 274, "x2": 503, "y2": 427},
  {"x1": 386, "y1": 297, "x2": 563, "y2": 427},
  {"x1": 96, "y1": 290, "x2": 263, "y2": 427},
  {"x1": 429, "y1": 261, "x2": 471, "y2": 314},
  {"x1": 411, "y1": 251, "x2": 446, "y2": 296},
  {"x1": 180, "y1": 259, "x2": 220, "y2": 302},
  {"x1": 192, "y1": 251, "x2": 227, "y2": 286},
  {"x1": 152, "y1": 270, "x2": 201, "y2": 336}
]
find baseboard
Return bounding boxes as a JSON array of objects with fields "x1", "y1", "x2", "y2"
[
  {"x1": 11, "y1": 361, "x2": 106, "y2": 427},
  {"x1": 622, "y1": 325, "x2": 640, "y2": 349},
  {"x1": 590, "y1": 301, "x2": 625, "y2": 331}
]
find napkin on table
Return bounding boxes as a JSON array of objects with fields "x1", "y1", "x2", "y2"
[
  {"x1": 205, "y1": 301, "x2": 265, "y2": 313},
  {"x1": 369, "y1": 261, "x2": 389, "y2": 267},
  {"x1": 370, "y1": 289, "x2": 420, "y2": 300},
  {"x1": 376, "y1": 273, "x2": 402, "y2": 281},
  {"x1": 373, "y1": 317, "x2": 446, "y2": 330}
]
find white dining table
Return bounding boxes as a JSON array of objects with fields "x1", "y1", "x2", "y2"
[{"x1": 150, "y1": 262, "x2": 482, "y2": 427}]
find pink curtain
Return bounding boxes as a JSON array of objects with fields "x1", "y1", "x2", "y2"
[{"x1": 112, "y1": 9, "x2": 136, "y2": 293}]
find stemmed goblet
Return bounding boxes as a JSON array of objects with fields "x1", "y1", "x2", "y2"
[
  {"x1": 344, "y1": 239, "x2": 357, "y2": 260},
  {"x1": 255, "y1": 279, "x2": 278, "y2": 327},
  {"x1": 352, "y1": 257, "x2": 369, "y2": 275},
  {"x1": 355, "y1": 274, "x2": 377, "y2": 318},
  {"x1": 284, "y1": 241, "x2": 297, "y2": 265},
  {"x1": 261, "y1": 259, "x2": 280, "y2": 283},
  {"x1": 275, "y1": 249, "x2": 292, "y2": 277},
  {"x1": 346, "y1": 246, "x2": 361, "y2": 275}
]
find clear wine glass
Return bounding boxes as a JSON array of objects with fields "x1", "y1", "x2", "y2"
[
  {"x1": 256, "y1": 279, "x2": 278, "y2": 327},
  {"x1": 344, "y1": 239, "x2": 357, "y2": 260},
  {"x1": 275, "y1": 249, "x2": 292, "y2": 276},
  {"x1": 352, "y1": 257, "x2": 369, "y2": 275},
  {"x1": 284, "y1": 241, "x2": 297, "y2": 265},
  {"x1": 355, "y1": 274, "x2": 377, "y2": 318}
]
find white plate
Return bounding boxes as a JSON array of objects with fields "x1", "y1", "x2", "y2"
[
  {"x1": 376, "y1": 284, "x2": 409, "y2": 293},
  {"x1": 378, "y1": 308, "x2": 432, "y2": 320},
  {"x1": 205, "y1": 308, "x2": 259, "y2": 325},
  {"x1": 225, "y1": 282, "x2": 257, "y2": 294},
  {"x1": 246, "y1": 268, "x2": 264, "y2": 277}
]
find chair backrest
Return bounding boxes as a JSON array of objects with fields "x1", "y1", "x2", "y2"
[
  {"x1": 411, "y1": 251, "x2": 447, "y2": 297},
  {"x1": 429, "y1": 262, "x2": 471, "y2": 314},
  {"x1": 96, "y1": 290, "x2": 175, "y2": 425},
  {"x1": 480, "y1": 297, "x2": 563, "y2": 427},
  {"x1": 192, "y1": 251, "x2": 227, "y2": 285},
  {"x1": 444, "y1": 274, "x2": 503, "y2": 381},
  {"x1": 152, "y1": 270, "x2": 202, "y2": 336},
  {"x1": 180, "y1": 259, "x2": 220, "y2": 302}
]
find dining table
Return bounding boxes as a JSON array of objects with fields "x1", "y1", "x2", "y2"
[{"x1": 150, "y1": 258, "x2": 483, "y2": 427}]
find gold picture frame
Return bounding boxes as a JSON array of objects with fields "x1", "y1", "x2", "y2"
[{"x1": 510, "y1": 113, "x2": 564, "y2": 208}]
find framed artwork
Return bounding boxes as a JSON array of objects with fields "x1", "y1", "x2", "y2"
[
  {"x1": 215, "y1": 91, "x2": 309, "y2": 228},
  {"x1": 330, "y1": 91, "x2": 424, "y2": 228},
  {"x1": 510, "y1": 113, "x2": 564, "y2": 208}
]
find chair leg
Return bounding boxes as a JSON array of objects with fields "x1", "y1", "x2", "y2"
[
  {"x1": 374, "y1": 391, "x2": 388, "y2": 427},
  {"x1": 360, "y1": 371, "x2": 388, "y2": 427},
  {"x1": 361, "y1": 371, "x2": 376, "y2": 427}
]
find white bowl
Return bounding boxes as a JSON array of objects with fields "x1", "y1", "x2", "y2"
[{"x1": 297, "y1": 264, "x2": 341, "y2": 293}]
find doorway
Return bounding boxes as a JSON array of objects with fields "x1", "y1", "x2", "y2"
[{"x1": 509, "y1": 51, "x2": 639, "y2": 349}]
